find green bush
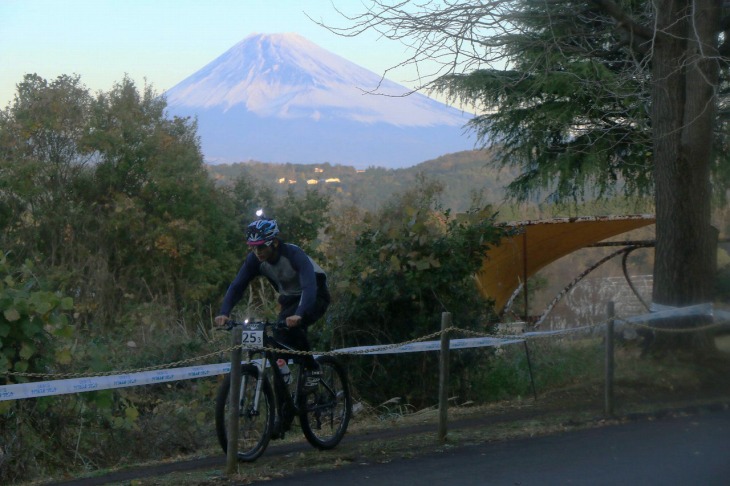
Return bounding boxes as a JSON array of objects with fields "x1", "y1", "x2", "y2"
[
  {"x1": 0, "y1": 253, "x2": 75, "y2": 483},
  {"x1": 324, "y1": 179, "x2": 509, "y2": 406},
  {"x1": 0, "y1": 253, "x2": 74, "y2": 387}
]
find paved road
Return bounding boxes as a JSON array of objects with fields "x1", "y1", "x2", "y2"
[{"x1": 256, "y1": 408, "x2": 730, "y2": 486}]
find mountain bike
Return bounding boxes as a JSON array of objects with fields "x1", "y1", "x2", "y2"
[{"x1": 215, "y1": 319, "x2": 352, "y2": 461}]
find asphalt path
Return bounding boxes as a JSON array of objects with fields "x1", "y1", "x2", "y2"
[{"x1": 256, "y1": 408, "x2": 730, "y2": 486}]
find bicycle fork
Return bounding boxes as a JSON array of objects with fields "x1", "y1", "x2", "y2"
[{"x1": 239, "y1": 355, "x2": 266, "y2": 418}]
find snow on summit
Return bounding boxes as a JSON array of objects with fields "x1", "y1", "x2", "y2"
[
  {"x1": 166, "y1": 33, "x2": 465, "y2": 127},
  {"x1": 165, "y1": 33, "x2": 475, "y2": 168}
]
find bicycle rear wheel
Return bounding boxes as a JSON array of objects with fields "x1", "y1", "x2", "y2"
[
  {"x1": 215, "y1": 364, "x2": 274, "y2": 462},
  {"x1": 299, "y1": 355, "x2": 352, "y2": 449}
]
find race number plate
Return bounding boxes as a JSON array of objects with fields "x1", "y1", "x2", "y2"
[{"x1": 240, "y1": 321, "x2": 265, "y2": 347}]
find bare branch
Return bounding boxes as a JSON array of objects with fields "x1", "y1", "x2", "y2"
[{"x1": 589, "y1": 0, "x2": 654, "y2": 42}]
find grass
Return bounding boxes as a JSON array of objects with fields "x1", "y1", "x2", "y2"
[
  {"x1": 9, "y1": 331, "x2": 730, "y2": 486},
  {"x1": 24, "y1": 335, "x2": 730, "y2": 486}
]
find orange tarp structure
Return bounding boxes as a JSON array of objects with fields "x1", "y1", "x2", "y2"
[{"x1": 476, "y1": 215, "x2": 656, "y2": 313}]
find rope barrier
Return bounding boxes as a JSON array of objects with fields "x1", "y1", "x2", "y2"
[
  {"x1": 1, "y1": 328, "x2": 467, "y2": 379},
  {"x1": 1, "y1": 346, "x2": 242, "y2": 379},
  {"x1": 3, "y1": 305, "x2": 728, "y2": 381}
]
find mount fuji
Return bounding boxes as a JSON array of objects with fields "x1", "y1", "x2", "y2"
[{"x1": 164, "y1": 33, "x2": 476, "y2": 169}]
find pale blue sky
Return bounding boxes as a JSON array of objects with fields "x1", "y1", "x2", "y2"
[{"x1": 0, "y1": 0, "x2": 423, "y2": 107}]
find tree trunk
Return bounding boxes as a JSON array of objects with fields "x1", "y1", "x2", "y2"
[{"x1": 650, "y1": 0, "x2": 720, "y2": 351}]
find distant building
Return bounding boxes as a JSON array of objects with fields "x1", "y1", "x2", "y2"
[
  {"x1": 325, "y1": 178, "x2": 341, "y2": 183},
  {"x1": 307, "y1": 179, "x2": 319, "y2": 185}
]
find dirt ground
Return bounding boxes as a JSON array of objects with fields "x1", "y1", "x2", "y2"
[{"x1": 40, "y1": 346, "x2": 730, "y2": 486}]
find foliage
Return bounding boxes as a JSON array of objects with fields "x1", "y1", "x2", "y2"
[
  {"x1": 83, "y1": 78, "x2": 240, "y2": 325},
  {"x1": 0, "y1": 73, "x2": 95, "y2": 265},
  {"x1": 229, "y1": 176, "x2": 331, "y2": 256},
  {"x1": 0, "y1": 253, "x2": 76, "y2": 483},
  {"x1": 0, "y1": 378, "x2": 218, "y2": 485},
  {"x1": 323, "y1": 176, "x2": 509, "y2": 405},
  {"x1": 0, "y1": 253, "x2": 74, "y2": 388},
  {"x1": 207, "y1": 151, "x2": 515, "y2": 214},
  {"x1": 432, "y1": 0, "x2": 725, "y2": 205},
  {"x1": 0, "y1": 76, "x2": 241, "y2": 481},
  {"x1": 0, "y1": 252, "x2": 215, "y2": 483},
  {"x1": 438, "y1": 18, "x2": 655, "y2": 203},
  {"x1": 0, "y1": 290, "x2": 220, "y2": 484},
  {"x1": 0, "y1": 74, "x2": 241, "y2": 331},
  {"x1": 322, "y1": 0, "x2": 729, "y2": 348},
  {"x1": 322, "y1": 1, "x2": 728, "y2": 204}
]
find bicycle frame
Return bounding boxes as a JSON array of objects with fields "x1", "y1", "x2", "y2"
[{"x1": 237, "y1": 321, "x2": 303, "y2": 433}]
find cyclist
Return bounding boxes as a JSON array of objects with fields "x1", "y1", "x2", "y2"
[{"x1": 215, "y1": 217, "x2": 329, "y2": 387}]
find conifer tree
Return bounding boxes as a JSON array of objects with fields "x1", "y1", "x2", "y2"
[{"x1": 322, "y1": 1, "x2": 729, "y2": 350}]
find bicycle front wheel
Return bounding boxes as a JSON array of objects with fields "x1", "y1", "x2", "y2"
[
  {"x1": 215, "y1": 364, "x2": 274, "y2": 462},
  {"x1": 299, "y1": 355, "x2": 352, "y2": 449}
]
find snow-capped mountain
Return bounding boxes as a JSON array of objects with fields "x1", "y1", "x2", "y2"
[{"x1": 165, "y1": 33, "x2": 475, "y2": 168}]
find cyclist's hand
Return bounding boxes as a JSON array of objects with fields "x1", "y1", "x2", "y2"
[
  {"x1": 214, "y1": 315, "x2": 229, "y2": 327},
  {"x1": 285, "y1": 315, "x2": 302, "y2": 328}
]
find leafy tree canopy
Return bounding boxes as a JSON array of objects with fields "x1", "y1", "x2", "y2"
[{"x1": 320, "y1": 0, "x2": 730, "y2": 346}]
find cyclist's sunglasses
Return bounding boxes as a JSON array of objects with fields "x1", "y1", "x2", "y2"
[{"x1": 248, "y1": 240, "x2": 274, "y2": 250}]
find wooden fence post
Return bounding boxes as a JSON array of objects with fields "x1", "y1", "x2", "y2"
[
  {"x1": 226, "y1": 327, "x2": 242, "y2": 475},
  {"x1": 604, "y1": 301, "x2": 615, "y2": 417},
  {"x1": 438, "y1": 312, "x2": 451, "y2": 443}
]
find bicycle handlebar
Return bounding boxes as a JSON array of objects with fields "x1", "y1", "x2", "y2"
[{"x1": 222, "y1": 319, "x2": 288, "y2": 332}]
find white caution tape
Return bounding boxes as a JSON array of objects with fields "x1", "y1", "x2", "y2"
[
  {"x1": 623, "y1": 303, "x2": 714, "y2": 325},
  {"x1": 335, "y1": 336, "x2": 524, "y2": 355},
  {"x1": 4, "y1": 303, "x2": 726, "y2": 402},
  {"x1": 0, "y1": 363, "x2": 231, "y2": 402},
  {"x1": 0, "y1": 336, "x2": 522, "y2": 401},
  {"x1": 522, "y1": 325, "x2": 598, "y2": 337}
]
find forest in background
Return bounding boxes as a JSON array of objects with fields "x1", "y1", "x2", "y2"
[
  {"x1": 207, "y1": 150, "x2": 513, "y2": 215},
  {"x1": 206, "y1": 150, "x2": 670, "y2": 222}
]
